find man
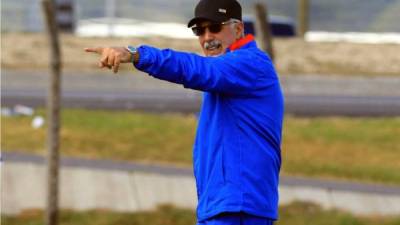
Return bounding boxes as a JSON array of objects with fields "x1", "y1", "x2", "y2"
[{"x1": 85, "y1": 0, "x2": 284, "y2": 224}]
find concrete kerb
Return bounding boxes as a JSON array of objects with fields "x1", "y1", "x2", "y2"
[{"x1": 2, "y1": 152, "x2": 400, "y2": 216}]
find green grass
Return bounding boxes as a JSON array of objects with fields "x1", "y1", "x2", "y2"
[
  {"x1": 2, "y1": 109, "x2": 196, "y2": 166},
  {"x1": 2, "y1": 202, "x2": 400, "y2": 225},
  {"x1": 2, "y1": 109, "x2": 400, "y2": 185},
  {"x1": 278, "y1": 202, "x2": 400, "y2": 225},
  {"x1": 1, "y1": 205, "x2": 195, "y2": 225},
  {"x1": 281, "y1": 117, "x2": 400, "y2": 185}
]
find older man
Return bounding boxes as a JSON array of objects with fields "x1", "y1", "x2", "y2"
[{"x1": 85, "y1": 0, "x2": 284, "y2": 224}]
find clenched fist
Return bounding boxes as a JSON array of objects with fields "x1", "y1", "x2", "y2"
[{"x1": 84, "y1": 47, "x2": 134, "y2": 73}]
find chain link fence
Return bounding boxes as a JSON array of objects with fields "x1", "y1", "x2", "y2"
[{"x1": 1, "y1": 0, "x2": 399, "y2": 33}]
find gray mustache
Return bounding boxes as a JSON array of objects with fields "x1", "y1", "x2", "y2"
[{"x1": 204, "y1": 40, "x2": 222, "y2": 50}]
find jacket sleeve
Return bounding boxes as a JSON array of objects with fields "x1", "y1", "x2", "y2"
[{"x1": 134, "y1": 45, "x2": 276, "y2": 95}]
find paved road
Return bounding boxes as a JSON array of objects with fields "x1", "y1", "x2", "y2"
[{"x1": 2, "y1": 70, "x2": 400, "y2": 116}]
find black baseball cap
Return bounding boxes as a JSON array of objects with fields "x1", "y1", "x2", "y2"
[{"x1": 187, "y1": 0, "x2": 242, "y2": 28}]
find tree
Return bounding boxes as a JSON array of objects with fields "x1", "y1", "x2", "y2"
[
  {"x1": 254, "y1": 3, "x2": 275, "y2": 62},
  {"x1": 298, "y1": 0, "x2": 310, "y2": 37},
  {"x1": 42, "y1": 0, "x2": 62, "y2": 225}
]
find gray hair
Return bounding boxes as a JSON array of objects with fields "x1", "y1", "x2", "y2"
[{"x1": 227, "y1": 18, "x2": 245, "y2": 38}]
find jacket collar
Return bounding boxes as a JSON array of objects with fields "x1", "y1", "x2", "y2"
[{"x1": 228, "y1": 34, "x2": 255, "y2": 52}]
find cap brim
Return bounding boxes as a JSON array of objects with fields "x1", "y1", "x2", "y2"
[
  {"x1": 187, "y1": 14, "x2": 229, "y2": 28},
  {"x1": 187, "y1": 17, "x2": 215, "y2": 28}
]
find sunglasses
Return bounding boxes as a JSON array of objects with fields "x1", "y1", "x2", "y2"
[{"x1": 191, "y1": 20, "x2": 238, "y2": 36}]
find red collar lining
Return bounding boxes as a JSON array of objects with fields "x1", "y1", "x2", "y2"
[{"x1": 229, "y1": 34, "x2": 255, "y2": 51}]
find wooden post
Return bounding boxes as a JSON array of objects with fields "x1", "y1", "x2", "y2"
[
  {"x1": 298, "y1": 0, "x2": 310, "y2": 37},
  {"x1": 106, "y1": 0, "x2": 116, "y2": 36},
  {"x1": 254, "y1": 3, "x2": 274, "y2": 62},
  {"x1": 42, "y1": 0, "x2": 62, "y2": 225}
]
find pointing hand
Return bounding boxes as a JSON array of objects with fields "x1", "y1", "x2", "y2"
[{"x1": 84, "y1": 47, "x2": 133, "y2": 74}]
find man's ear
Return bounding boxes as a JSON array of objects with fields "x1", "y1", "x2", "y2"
[{"x1": 236, "y1": 22, "x2": 244, "y2": 39}]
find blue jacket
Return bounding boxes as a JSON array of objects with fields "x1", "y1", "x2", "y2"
[{"x1": 135, "y1": 36, "x2": 284, "y2": 221}]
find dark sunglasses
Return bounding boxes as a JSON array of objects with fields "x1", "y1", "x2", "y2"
[{"x1": 191, "y1": 20, "x2": 238, "y2": 36}]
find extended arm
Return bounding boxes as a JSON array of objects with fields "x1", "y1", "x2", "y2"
[
  {"x1": 135, "y1": 45, "x2": 268, "y2": 94},
  {"x1": 85, "y1": 45, "x2": 274, "y2": 95}
]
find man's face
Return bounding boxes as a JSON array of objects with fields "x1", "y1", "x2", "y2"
[{"x1": 196, "y1": 20, "x2": 243, "y2": 56}]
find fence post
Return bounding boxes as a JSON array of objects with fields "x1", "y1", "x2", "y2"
[
  {"x1": 42, "y1": 0, "x2": 62, "y2": 225},
  {"x1": 106, "y1": 0, "x2": 116, "y2": 36},
  {"x1": 254, "y1": 3, "x2": 274, "y2": 61},
  {"x1": 298, "y1": 0, "x2": 310, "y2": 37}
]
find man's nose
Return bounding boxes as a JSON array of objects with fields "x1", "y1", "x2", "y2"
[{"x1": 203, "y1": 27, "x2": 214, "y2": 41}]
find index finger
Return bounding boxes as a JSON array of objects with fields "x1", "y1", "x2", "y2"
[
  {"x1": 84, "y1": 47, "x2": 104, "y2": 54},
  {"x1": 113, "y1": 57, "x2": 121, "y2": 74}
]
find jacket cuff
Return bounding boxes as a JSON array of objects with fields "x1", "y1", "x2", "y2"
[{"x1": 134, "y1": 45, "x2": 152, "y2": 71}]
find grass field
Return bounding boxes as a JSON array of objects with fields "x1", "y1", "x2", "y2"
[
  {"x1": 2, "y1": 109, "x2": 400, "y2": 185},
  {"x1": 3, "y1": 202, "x2": 400, "y2": 225}
]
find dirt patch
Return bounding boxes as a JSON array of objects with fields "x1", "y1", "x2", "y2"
[
  {"x1": 2, "y1": 32, "x2": 400, "y2": 76},
  {"x1": 274, "y1": 38, "x2": 400, "y2": 76}
]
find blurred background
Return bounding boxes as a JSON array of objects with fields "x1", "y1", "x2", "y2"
[
  {"x1": 1, "y1": 0, "x2": 400, "y2": 225},
  {"x1": 2, "y1": 0, "x2": 400, "y2": 32}
]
